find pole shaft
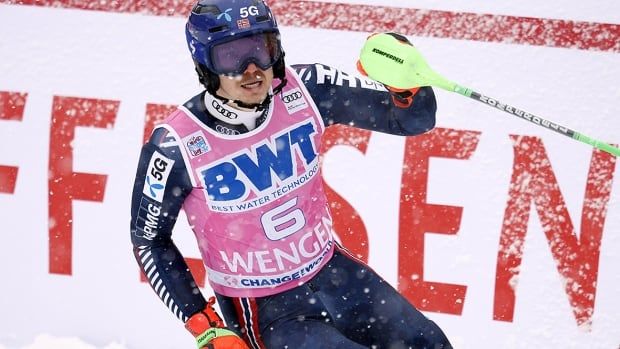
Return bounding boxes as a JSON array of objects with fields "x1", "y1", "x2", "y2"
[
  {"x1": 463, "y1": 90, "x2": 620, "y2": 157},
  {"x1": 469, "y1": 91, "x2": 576, "y2": 138}
]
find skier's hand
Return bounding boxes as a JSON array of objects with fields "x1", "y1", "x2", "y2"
[
  {"x1": 185, "y1": 297, "x2": 250, "y2": 349},
  {"x1": 356, "y1": 32, "x2": 420, "y2": 108},
  {"x1": 373, "y1": 32, "x2": 420, "y2": 108},
  {"x1": 194, "y1": 328, "x2": 249, "y2": 349},
  {"x1": 384, "y1": 85, "x2": 420, "y2": 108}
]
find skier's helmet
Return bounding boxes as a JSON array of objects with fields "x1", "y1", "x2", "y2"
[{"x1": 186, "y1": 0, "x2": 285, "y2": 92}]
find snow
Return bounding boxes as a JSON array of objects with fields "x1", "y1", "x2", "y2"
[{"x1": 0, "y1": 335, "x2": 126, "y2": 349}]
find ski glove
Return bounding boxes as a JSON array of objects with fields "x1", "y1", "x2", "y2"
[
  {"x1": 384, "y1": 84, "x2": 420, "y2": 108},
  {"x1": 185, "y1": 297, "x2": 250, "y2": 349},
  {"x1": 357, "y1": 32, "x2": 420, "y2": 108}
]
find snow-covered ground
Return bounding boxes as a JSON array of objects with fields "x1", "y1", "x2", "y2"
[{"x1": 0, "y1": 335, "x2": 125, "y2": 349}]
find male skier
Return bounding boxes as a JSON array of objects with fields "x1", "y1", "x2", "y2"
[{"x1": 130, "y1": 0, "x2": 452, "y2": 348}]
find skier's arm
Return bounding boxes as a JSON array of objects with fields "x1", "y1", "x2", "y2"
[
  {"x1": 292, "y1": 63, "x2": 436, "y2": 136},
  {"x1": 130, "y1": 127, "x2": 249, "y2": 349},
  {"x1": 130, "y1": 127, "x2": 207, "y2": 321}
]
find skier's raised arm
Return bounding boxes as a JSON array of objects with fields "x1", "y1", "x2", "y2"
[{"x1": 292, "y1": 62, "x2": 437, "y2": 136}]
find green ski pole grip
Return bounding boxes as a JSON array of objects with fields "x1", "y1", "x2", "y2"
[{"x1": 358, "y1": 33, "x2": 456, "y2": 91}]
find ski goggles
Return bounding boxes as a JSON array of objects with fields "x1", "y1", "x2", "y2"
[{"x1": 210, "y1": 32, "x2": 281, "y2": 76}]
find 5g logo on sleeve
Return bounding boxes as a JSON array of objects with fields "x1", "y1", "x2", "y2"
[
  {"x1": 143, "y1": 151, "x2": 174, "y2": 203},
  {"x1": 200, "y1": 121, "x2": 318, "y2": 203}
]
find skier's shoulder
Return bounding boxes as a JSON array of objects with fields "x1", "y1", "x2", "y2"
[
  {"x1": 144, "y1": 90, "x2": 207, "y2": 149},
  {"x1": 142, "y1": 122, "x2": 185, "y2": 168},
  {"x1": 181, "y1": 90, "x2": 207, "y2": 120}
]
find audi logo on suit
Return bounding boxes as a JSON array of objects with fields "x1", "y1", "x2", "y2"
[
  {"x1": 212, "y1": 100, "x2": 238, "y2": 119},
  {"x1": 282, "y1": 91, "x2": 303, "y2": 103}
]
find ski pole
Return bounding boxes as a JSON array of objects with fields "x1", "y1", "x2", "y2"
[{"x1": 358, "y1": 33, "x2": 620, "y2": 157}]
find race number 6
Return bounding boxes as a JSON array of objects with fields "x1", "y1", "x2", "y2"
[{"x1": 261, "y1": 197, "x2": 306, "y2": 240}]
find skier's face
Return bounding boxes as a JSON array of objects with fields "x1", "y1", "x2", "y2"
[{"x1": 217, "y1": 63, "x2": 274, "y2": 107}]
